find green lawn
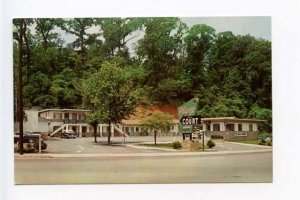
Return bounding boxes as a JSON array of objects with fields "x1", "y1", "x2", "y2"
[
  {"x1": 140, "y1": 143, "x2": 174, "y2": 149},
  {"x1": 139, "y1": 142, "x2": 210, "y2": 151}
]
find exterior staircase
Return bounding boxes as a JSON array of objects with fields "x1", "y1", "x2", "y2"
[
  {"x1": 49, "y1": 124, "x2": 67, "y2": 137},
  {"x1": 113, "y1": 124, "x2": 129, "y2": 137}
]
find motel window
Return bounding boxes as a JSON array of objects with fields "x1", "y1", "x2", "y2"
[
  {"x1": 136, "y1": 127, "x2": 139, "y2": 132},
  {"x1": 72, "y1": 113, "x2": 77, "y2": 119},
  {"x1": 249, "y1": 124, "x2": 253, "y2": 131},
  {"x1": 130, "y1": 127, "x2": 134, "y2": 133},
  {"x1": 125, "y1": 127, "x2": 129, "y2": 133},
  {"x1": 238, "y1": 124, "x2": 242, "y2": 131},
  {"x1": 213, "y1": 124, "x2": 220, "y2": 131},
  {"x1": 226, "y1": 124, "x2": 234, "y2": 131},
  {"x1": 206, "y1": 123, "x2": 211, "y2": 131},
  {"x1": 54, "y1": 113, "x2": 62, "y2": 120}
]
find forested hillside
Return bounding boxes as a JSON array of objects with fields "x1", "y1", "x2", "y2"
[{"x1": 13, "y1": 18, "x2": 272, "y2": 131}]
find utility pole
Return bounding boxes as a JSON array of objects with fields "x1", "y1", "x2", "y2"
[{"x1": 18, "y1": 18, "x2": 24, "y2": 155}]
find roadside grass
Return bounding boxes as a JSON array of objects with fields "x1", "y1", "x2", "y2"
[
  {"x1": 140, "y1": 142, "x2": 211, "y2": 151},
  {"x1": 140, "y1": 143, "x2": 174, "y2": 149}
]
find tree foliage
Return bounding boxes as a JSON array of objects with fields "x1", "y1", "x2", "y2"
[
  {"x1": 141, "y1": 112, "x2": 173, "y2": 145},
  {"x1": 81, "y1": 62, "x2": 137, "y2": 144},
  {"x1": 13, "y1": 17, "x2": 272, "y2": 133}
]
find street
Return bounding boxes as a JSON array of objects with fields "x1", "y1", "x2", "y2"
[{"x1": 15, "y1": 151, "x2": 272, "y2": 184}]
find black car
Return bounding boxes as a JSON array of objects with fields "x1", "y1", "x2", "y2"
[
  {"x1": 14, "y1": 131, "x2": 40, "y2": 144},
  {"x1": 61, "y1": 130, "x2": 77, "y2": 139}
]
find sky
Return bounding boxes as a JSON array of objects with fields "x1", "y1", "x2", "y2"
[{"x1": 181, "y1": 17, "x2": 271, "y2": 40}]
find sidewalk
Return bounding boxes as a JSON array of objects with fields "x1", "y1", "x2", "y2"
[{"x1": 14, "y1": 148, "x2": 272, "y2": 159}]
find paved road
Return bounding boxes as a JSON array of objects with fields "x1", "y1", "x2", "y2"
[
  {"x1": 45, "y1": 137, "x2": 171, "y2": 154},
  {"x1": 15, "y1": 152, "x2": 272, "y2": 184}
]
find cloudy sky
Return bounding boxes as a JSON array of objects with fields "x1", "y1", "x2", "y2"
[{"x1": 181, "y1": 17, "x2": 271, "y2": 40}]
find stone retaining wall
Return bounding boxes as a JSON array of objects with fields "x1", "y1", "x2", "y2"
[{"x1": 204, "y1": 131, "x2": 259, "y2": 141}]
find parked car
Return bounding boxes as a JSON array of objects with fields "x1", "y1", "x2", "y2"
[
  {"x1": 265, "y1": 137, "x2": 272, "y2": 142},
  {"x1": 14, "y1": 131, "x2": 40, "y2": 144},
  {"x1": 61, "y1": 130, "x2": 77, "y2": 139}
]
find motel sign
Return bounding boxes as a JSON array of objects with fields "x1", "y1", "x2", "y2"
[{"x1": 180, "y1": 116, "x2": 201, "y2": 125}]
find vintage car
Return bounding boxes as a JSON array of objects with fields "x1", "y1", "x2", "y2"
[
  {"x1": 61, "y1": 130, "x2": 77, "y2": 139},
  {"x1": 14, "y1": 131, "x2": 40, "y2": 144}
]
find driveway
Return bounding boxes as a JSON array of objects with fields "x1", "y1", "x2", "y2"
[
  {"x1": 43, "y1": 136, "x2": 271, "y2": 154},
  {"x1": 213, "y1": 140, "x2": 271, "y2": 151},
  {"x1": 45, "y1": 136, "x2": 174, "y2": 154}
]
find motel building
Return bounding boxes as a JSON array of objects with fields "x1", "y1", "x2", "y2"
[
  {"x1": 15, "y1": 107, "x2": 265, "y2": 142},
  {"x1": 15, "y1": 104, "x2": 180, "y2": 138},
  {"x1": 201, "y1": 117, "x2": 265, "y2": 141}
]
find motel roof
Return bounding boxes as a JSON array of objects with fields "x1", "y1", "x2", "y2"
[
  {"x1": 121, "y1": 119, "x2": 179, "y2": 125},
  {"x1": 38, "y1": 109, "x2": 91, "y2": 113},
  {"x1": 201, "y1": 117, "x2": 266, "y2": 123}
]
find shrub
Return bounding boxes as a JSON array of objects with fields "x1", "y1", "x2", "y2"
[
  {"x1": 207, "y1": 140, "x2": 216, "y2": 148},
  {"x1": 267, "y1": 141, "x2": 272, "y2": 146},
  {"x1": 24, "y1": 143, "x2": 35, "y2": 153},
  {"x1": 259, "y1": 138, "x2": 266, "y2": 145},
  {"x1": 33, "y1": 140, "x2": 48, "y2": 150},
  {"x1": 172, "y1": 141, "x2": 182, "y2": 149},
  {"x1": 259, "y1": 132, "x2": 272, "y2": 140}
]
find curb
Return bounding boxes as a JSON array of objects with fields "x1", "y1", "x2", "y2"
[
  {"x1": 14, "y1": 149, "x2": 272, "y2": 159},
  {"x1": 224, "y1": 141, "x2": 273, "y2": 149},
  {"x1": 125, "y1": 144, "x2": 179, "y2": 151}
]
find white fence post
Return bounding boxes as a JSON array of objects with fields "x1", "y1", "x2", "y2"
[{"x1": 38, "y1": 134, "x2": 41, "y2": 154}]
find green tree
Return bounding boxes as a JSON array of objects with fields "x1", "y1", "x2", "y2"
[
  {"x1": 35, "y1": 18, "x2": 63, "y2": 50},
  {"x1": 86, "y1": 111, "x2": 101, "y2": 143},
  {"x1": 197, "y1": 32, "x2": 271, "y2": 124},
  {"x1": 244, "y1": 39, "x2": 272, "y2": 108},
  {"x1": 50, "y1": 68, "x2": 79, "y2": 108},
  {"x1": 141, "y1": 112, "x2": 173, "y2": 146},
  {"x1": 184, "y1": 24, "x2": 216, "y2": 90},
  {"x1": 58, "y1": 18, "x2": 99, "y2": 70},
  {"x1": 81, "y1": 62, "x2": 137, "y2": 144},
  {"x1": 98, "y1": 18, "x2": 144, "y2": 57},
  {"x1": 137, "y1": 18, "x2": 187, "y2": 79},
  {"x1": 23, "y1": 72, "x2": 56, "y2": 108},
  {"x1": 248, "y1": 104, "x2": 272, "y2": 133},
  {"x1": 59, "y1": 18, "x2": 97, "y2": 52},
  {"x1": 136, "y1": 17, "x2": 188, "y2": 103}
]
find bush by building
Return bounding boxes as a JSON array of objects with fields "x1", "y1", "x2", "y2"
[
  {"x1": 172, "y1": 141, "x2": 182, "y2": 149},
  {"x1": 33, "y1": 140, "x2": 48, "y2": 150},
  {"x1": 207, "y1": 140, "x2": 216, "y2": 148}
]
